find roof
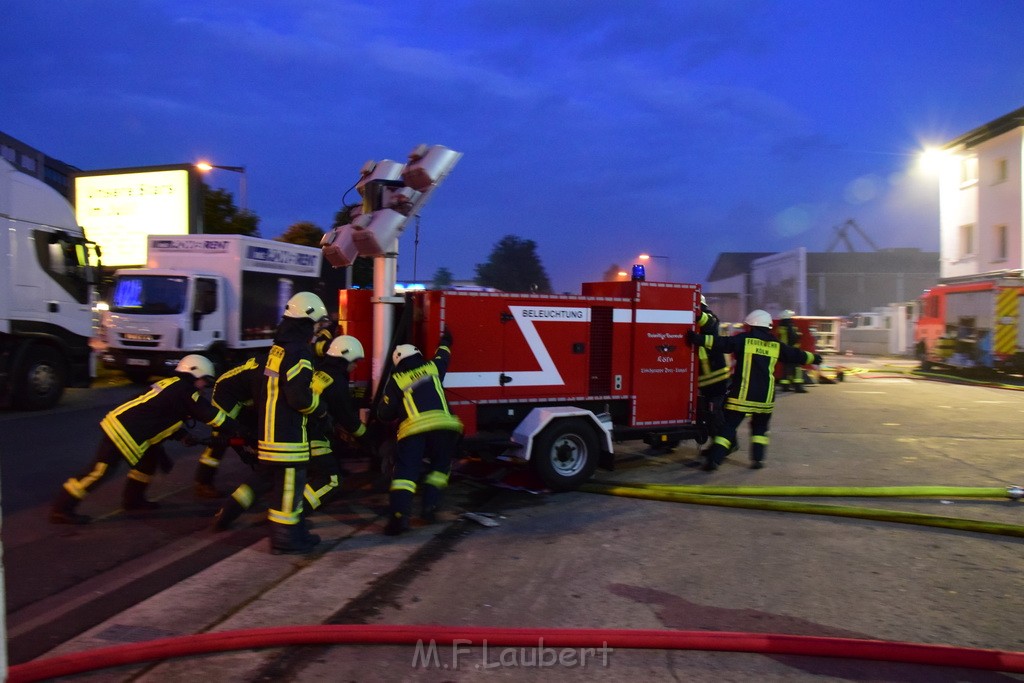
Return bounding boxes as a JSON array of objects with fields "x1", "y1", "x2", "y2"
[
  {"x1": 943, "y1": 105, "x2": 1024, "y2": 150},
  {"x1": 706, "y1": 252, "x2": 774, "y2": 281}
]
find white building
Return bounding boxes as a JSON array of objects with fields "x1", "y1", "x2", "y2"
[{"x1": 937, "y1": 106, "x2": 1024, "y2": 279}]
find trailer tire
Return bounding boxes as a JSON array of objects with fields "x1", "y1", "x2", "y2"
[
  {"x1": 14, "y1": 345, "x2": 65, "y2": 411},
  {"x1": 531, "y1": 418, "x2": 601, "y2": 492}
]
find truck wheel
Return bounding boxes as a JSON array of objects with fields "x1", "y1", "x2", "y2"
[
  {"x1": 531, "y1": 418, "x2": 601, "y2": 492},
  {"x1": 15, "y1": 345, "x2": 65, "y2": 410}
]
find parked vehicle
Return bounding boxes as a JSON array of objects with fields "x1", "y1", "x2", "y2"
[
  {"x1": 914, "y1": 271, "x2": 1024, "y2": 372},
  {"x1": 101, "y1": 234, "x2": 322, "y2": 382},
  {"x1": 0, "y1": 158, "x2": 100, "y2": 409}
]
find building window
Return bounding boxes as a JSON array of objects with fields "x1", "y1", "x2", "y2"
[
  {"x1": 995, "y1": 158, "x2": 1008, "y2": 183},
  {"x1": 959, "y1": 223, "x2": 975, "y2": 258},
  {"x1": 959, "y1": 155, "x2": 978, "y2": 187},
  {"x1": 994, "y1": 224, "x2": 1008, "y2": 261}
]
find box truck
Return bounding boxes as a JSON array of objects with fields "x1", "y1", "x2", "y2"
[
  {"x1": 0, "y1": 158, "x2": 100, "y2": 410},
  {"x1": 102, "y1": 235, "x2": 322, "y2": 382}
]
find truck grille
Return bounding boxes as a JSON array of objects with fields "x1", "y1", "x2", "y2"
[{"x1": 119, "y1": 332, "x2": 161, "y2": 347}]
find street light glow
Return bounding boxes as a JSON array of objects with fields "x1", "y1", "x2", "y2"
[
  {"x1": 194, "y1": 161, "x2": 248, "y2": 209},
  {"x1": 637, "y1": 253, "x2": 671, "y2": 281},
  {"x1": 918, "y1": 147, "x2": 950, "y2": 174}
]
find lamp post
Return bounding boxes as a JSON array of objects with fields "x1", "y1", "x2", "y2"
[
  {"x1": 195, "y1": 161, "x2": 247, "y2": 211},
  {"x1": 638, "y1": 253, "x2": 671, "y2": 281}
]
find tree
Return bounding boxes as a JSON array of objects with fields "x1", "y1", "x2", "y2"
[
  {"x1": 474, "y1": 235, "x2": 552, "y2": 293},
  {"x1": 277, "y1": 221, "x2": 325, "y2": 248},
  {"x1": 200, "y1": 181, "x2": 260, "y2": 236},
  {"x1": 432, "y1": 266, "x2": 454, "y2": 289}
]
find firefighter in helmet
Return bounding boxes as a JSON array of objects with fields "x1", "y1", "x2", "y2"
[
  {"x1": 50, "y1": 354, "x2": 238, "y2": 524},
  {"x1": 254, "y1": 291, "x2": 327, "y2": 554},
  {"x1": 686, "y1": 309, "x2": 821, "y2": 471},
  {"x1": 691, "y1": 294, "x2": 731, "y2": 464},
  {"x1": 304, "y1": 334, "x2": 368, "y2": 515},
  {"x1": 377, "y1": 326, "x2": 463, "y2": 536},
  {"x1": 777, "y1": 309, "x2": 807, "y2": 393},
  {"x1": 193, "y1": 353, "x2": 263, "y2": 498}
]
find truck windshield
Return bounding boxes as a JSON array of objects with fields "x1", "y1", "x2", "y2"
[{"x1": 109, "y1": 275, "x2": 188, "y2": 315}]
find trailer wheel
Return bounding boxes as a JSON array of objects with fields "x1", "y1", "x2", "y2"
[
  {"x1": 14, "y1": 345, "x2": 65, "y2": 411},
  {"x1": 531, "y1": 418, "x2": 601, "y2": 492}
]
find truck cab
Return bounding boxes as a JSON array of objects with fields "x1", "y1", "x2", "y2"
[{"x1": 104, "y1": 270, "x2": 227, "y2": 382}]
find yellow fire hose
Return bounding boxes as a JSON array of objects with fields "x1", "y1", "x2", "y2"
[
  {"x1": 580, "y1": 483, "x2": 1024, "y2": 539},
  {"x1": 594, "y1": 482, "x2": 1024, "y2": 499}
]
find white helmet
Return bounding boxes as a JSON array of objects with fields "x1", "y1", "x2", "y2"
[
  {"x1": 392, "y1": 343, "x2": 421, "y2": 366},
  {"x1": 326, "y1": 335, "x2": 364, "y2": 362},
  {"x1": 700, "y1": 294, "x2": 707, "y2": 306},
  {"x1": 744, "y1": 309, "x2": 773, "y2": 329},
  {"x1": 175, "y1": 354, "x2": 215, "y2": 379},
  {"x1": 284, "y1": 292, "x2": 328, "y2": 322},
  {"x1": 781, "y1": 309, "x2": 796, "y2": 319}
]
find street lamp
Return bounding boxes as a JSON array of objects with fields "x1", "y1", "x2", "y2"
[
  {"x1": 638, "y1": 253, "x2": 671, "y2": 281},
  {"x1": 195, "y1": 161, "x2": 247, "y2": 210}
]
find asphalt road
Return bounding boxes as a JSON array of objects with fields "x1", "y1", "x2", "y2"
[{"x1": 4, "y1": 359, "x2": 1024, "y2": 681}]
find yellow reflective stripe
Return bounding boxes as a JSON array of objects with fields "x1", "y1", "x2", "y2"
[
  {"x1": 268, "y1": 508, "x2": 301, "y2": 525},
  {"x1": 258, "y1": 440, "x2": 311, "y2": 463},
  {"x1": 390, "y1": 478, "x2": 417, "y2": 493},
  {"x1": 397, "y1": 411, "x2": 464, "y2": 440},
  {"x1": 752, "y1": 435, "x2": 770, "y2": 445},
  {"x1": 282, "y1": 467, "x2": 297, "y2": 514},
  {"x1": 353, "y1": 423, "x2": 367, "y2": 437},
  {"x1": 64, "y1": 461, "x2": 109, "y2": 499},
  {"x1": 725, "y1": 397, "x2": 772, "y2": 413},
  {"x1": 198, "y1": 449, "x2": 221, "y2": 468},
  {"x1": 232, "y1": 484, "x2": 255, "y2": 507},
  {"x1": 713, "y1": 436, "x2": 732, "y2": 448},
  {"x1": 310, "y1": 439, "x2": 332, "y2": 457},
  {"x1": 127, "y1": 469, "x2": 151, "y2": 483},
  {"x1": 424, "y1": 470, "x2": 449, "y2": 489}
]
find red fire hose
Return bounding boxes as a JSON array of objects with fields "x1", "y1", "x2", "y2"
[{"x1": 9, "y1": 624, "x2": 1024, "y2": 681}]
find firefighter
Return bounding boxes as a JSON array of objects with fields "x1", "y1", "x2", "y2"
[
  {"x1": 254, "y1": 291, "x2": 327, "y2": 554},
  {"x1": 304, "y1": 334, "x2": 367, "y2": 515},
  {"x1": 686, "y1": 309, "x2": 821, "y2": 471},
  {"x1": 377, "y1": 326, "x2": 463, "y2": 536},
  {"x1": 777, "y1": 309, "x2": 807, "y2": 393},
  {"x1": 50, "y1": 354, "x2": 237, "y2": 524},
  {"x1": 193, "y1": 354, "x2": 263, "y2": 498},
  {"x1": 693, "y1": 295, "x2": 731, "y2": 462}
]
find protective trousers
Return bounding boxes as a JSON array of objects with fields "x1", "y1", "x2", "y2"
[
  {"x1": 268, "y1": 462, "x2": 316, "y2": 551},
  {"x1": 304, "y1": 439, "x2": 342, "y2": 512},
  {"x1": 388, "y1": 430, "x2": 459, "y2": 527},
  {"x1": 53, "y1": 435, "x2": 162, "y2": 515},
  {"x1": 705, "y1": 409, "x2": 772, "y2": 467}
]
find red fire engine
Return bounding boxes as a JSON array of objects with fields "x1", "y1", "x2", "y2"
[
  {"x1": 321, "y1": 144, "x2": 705, "y2": 490},
  {"x1": 914, "y1": 271, "x2": 1024, "y2": 372}
]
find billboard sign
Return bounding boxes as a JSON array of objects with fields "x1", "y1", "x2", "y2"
[{"x1": 74, "y1": 166, "x2": 195, "y2": 267}]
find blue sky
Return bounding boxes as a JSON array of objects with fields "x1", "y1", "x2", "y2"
[{"x1": 4, "y1": 1, "x2": 1023, "y2": 292}]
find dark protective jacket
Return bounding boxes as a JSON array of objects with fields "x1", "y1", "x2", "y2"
[
  {"x1": 309, "y1": 356, "x2": 366, "y2": 454},
  {"x1": 696, "y1": 327, "x2": 817, "y2": 414},
  {"x1": 255, "y1": 316, "x2": 321, "y2": 463},
  {"x1": 378, "y1": 343, "x2": 463, "y2": 440},
  {"x1": 778, "y1": 318, "x2": 802, "y2": 348},
  {"x1": 101, "y1": 374, "x2": 229, "y2": 466},
  {"x1": 696, "y1": 305, "x2": 730, "y2": 395},
  {"x1": 211, "y1": 354, "x2": 263, "y2": 417}
]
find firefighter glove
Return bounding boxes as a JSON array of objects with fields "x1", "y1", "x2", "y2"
[
  {"x1": 439, "y1": 325, "x2": 453, "y2": 349},
  {"x1": 685, "y1": 330, "x2": 701, "y2": 346},
  {"x1": 311, "y1": 370, "x2": 334, "y2": 395},
  {"x1": 812, "y1": 353, "x2": 823, "y2": 365}
]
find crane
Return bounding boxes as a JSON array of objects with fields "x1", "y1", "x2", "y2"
[{"x1": 826, "y1": 219, "x2": 880, "y2": 252}]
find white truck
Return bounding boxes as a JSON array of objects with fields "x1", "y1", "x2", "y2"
[
  {"x1": 0, "y1": 157, "x2": 101, "y2": 410},
  {"x1": 101, "y1": 234, "x2": 323, "y2": 383}
]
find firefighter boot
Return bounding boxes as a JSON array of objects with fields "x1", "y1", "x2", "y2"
[
  {"x1": 122, "y1": 476, "x2": 160, "y2": 512},
  {"x1": 420, "y1": 486, "x2": 441, "y2": 523},
  {"x1": 270, "y1": 521, "x2": 321, "y2": 555},
  {"x1": 750, "y1": 440, "x2": 767, "y2": 469},
  {"x1": 793, "y1": 384, "x2": 808, "y2": 394},
  {"x1": 385, "y1": 488, "x2": 414, "y2": 535},
  {"x1": 49, "y1": 488, "x2": 91, "y2": 525},
  {"x1": 212, "y1": 484, "x2": 255, "y2": 531}
]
